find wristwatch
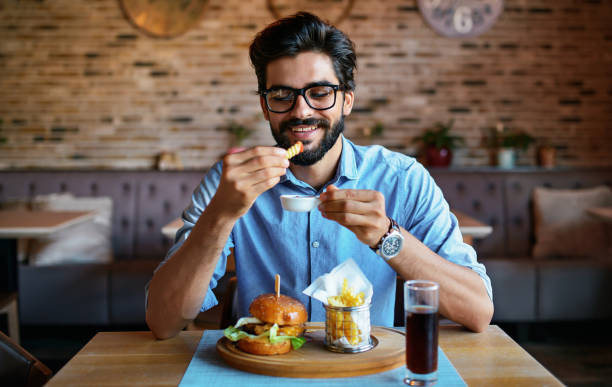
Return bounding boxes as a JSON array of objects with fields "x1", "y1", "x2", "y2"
[{"x1": 372, "y1": 217, "x2": 404, "y2": 260}]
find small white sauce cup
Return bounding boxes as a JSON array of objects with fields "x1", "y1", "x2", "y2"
[{"x1": 280, "y1": 195, "x2": 321, "y2": 212}]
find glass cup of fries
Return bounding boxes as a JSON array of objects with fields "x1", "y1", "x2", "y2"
[
  {"x1": 324, "y1": 303, "x2": 372, "y2": 353},
  {"x1": 323, "y1": 278, "x2": 373, "y2": 353}
]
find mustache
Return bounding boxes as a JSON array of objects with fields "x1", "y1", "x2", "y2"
[{"x1": 280, "y1": 118, "x2": 330, "y2": 132}]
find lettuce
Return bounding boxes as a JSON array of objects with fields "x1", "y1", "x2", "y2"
[
  {"x1": 288, "y1": 336, "x2": 307, "y2": 349},
  {"x1": 223, "y1": 325, "x2": 254, "y2": 341},
  {"x1": 224, "y1": 323, "x2": 306, "y2": 350},
  {"x1": 269, "y1": 323, "x2": 307, "y2": 350},
  {"x1": 223, "y1": 325, "x2": 270, "y2": 341}
]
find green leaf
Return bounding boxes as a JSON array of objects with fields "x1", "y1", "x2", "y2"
[
  {"x1": 224, "y1": 324, "x2": 306, "y2": 350},
  {"x1": 413, "y1": 119, "x2": 464, "y2": 150},
  {"x1": 268, "y1": 323, "x2": 306, "y2": 350},
  {"x1": 223, "y1": 325, "x2": 252, "y2": 341},
  {"x1": 290, "y1": 336, "x2": 306, "y2": 350}
]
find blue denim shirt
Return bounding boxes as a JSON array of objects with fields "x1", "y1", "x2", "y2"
[{"x1": 159, "y1": 136, "x2": 492, "y2": 327}]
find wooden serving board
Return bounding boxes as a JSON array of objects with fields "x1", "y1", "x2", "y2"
[{"x1": 216, "y1": 325, "x2": 405, "y2": 378}]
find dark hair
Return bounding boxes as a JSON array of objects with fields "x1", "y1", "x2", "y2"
[{"x1": 249, "y1": 12, "x2": 357, "y2": 94}]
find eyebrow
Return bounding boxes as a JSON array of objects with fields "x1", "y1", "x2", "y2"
[{"x1": 266, "y1": 81, "x2": 337, "y2": 90}]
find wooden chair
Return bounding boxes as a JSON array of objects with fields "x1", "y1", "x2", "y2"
[
  {"x1": 0, "y1": 330, "x2": 52, "y2": 387},
  {"x1": 0, "y1": 292, "x2": 20, "y2": 345},
  {"x1": 186, "y1": 275, "x2": 237, "y2": 331},
  {"x1": 220, "y1": 276, "x2": 237, "y2": 328}
]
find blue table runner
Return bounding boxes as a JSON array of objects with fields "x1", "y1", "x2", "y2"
[{"x1": 179, "y1": 330, "x2": 466, "y2": 386}]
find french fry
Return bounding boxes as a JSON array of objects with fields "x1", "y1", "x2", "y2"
[
  {"x1": 344, "y1": 311, "x2": 360, "y2": 345},
  {"x1": 327, "y1": 279, "x2": 365, "y2": 307},
  {"x1": 286, "y1": 141, "x2": 303, "y2": 159},
  {"x1": 326, "y1": 278, "x2": 365, "y2": 345}
]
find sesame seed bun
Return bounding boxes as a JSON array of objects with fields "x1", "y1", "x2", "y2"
[{"x1": 248, "y1": 293, "x2": 308, "y2": 326}]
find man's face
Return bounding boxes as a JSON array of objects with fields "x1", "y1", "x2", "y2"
[{"x1": 261, "y1": 52, "x2": 354, "y2": 166}]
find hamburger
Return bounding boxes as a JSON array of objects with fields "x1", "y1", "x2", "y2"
[{"x1": 223, "y1": 293, "x2": 308, "y2": 355}]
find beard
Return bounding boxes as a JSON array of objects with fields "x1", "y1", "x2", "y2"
[{"x1": 271, "y1": 115, "x2": 345, "y2": 166}]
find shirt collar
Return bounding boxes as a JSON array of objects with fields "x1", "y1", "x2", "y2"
[{"x1": 336, "y1": 135, "x2": 359, "y2": 181}]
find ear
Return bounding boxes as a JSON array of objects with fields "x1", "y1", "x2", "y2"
[
  {"x1": 260, "y1": 96, "x2": 270, "y2": 121},
  {"x1": 342, "y1": 90, "x2": 354, "y2": 116}
]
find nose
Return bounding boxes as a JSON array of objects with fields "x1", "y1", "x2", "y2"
[{"x1": 291, "y1": 94, "x2": 314, "y2": 118}]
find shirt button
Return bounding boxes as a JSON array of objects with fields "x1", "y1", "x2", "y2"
[{"x1": 312, "y1": 241, "x2": 320, "y2": 248}]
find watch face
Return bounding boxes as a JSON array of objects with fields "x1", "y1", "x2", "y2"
[
  {"x1": 418, "y1": 0, "x2": 504, "y2": 38},
  {"x1": 382, "y1": 235, "x2": 403, "y2": 258}
]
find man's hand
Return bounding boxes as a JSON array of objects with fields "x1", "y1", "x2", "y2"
[
  {"x1": 215, "y1": 146, "x2": 289, "y2": 218},
  {"x1": 319, "y1": 184, "x2": 390, "y2": 248}
]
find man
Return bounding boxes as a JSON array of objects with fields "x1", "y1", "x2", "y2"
[{"x1": 146, "y1": 12, "x2": 493, "y2": 339}]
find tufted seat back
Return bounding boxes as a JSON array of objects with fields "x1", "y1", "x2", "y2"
[
  {"x1": 431, "y1": 172, "x2": 506, "y2": 257},
  {"x1": 430, "y1": 168, "x2": 612, "y2": 258},
  {"x1": 0, "y1": 170, "x2": 204, "y2": 261},
  {"x1": 503, "y1": 170, "x2": 612, "y2": 256}
]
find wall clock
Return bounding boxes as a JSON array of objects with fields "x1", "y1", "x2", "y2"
[
  {"x1": 417, "y1": 0, "x2": 504, "y2": 38},
  {"x1": 267, "y1": 0, "x2": 355, "y2": 25},
  {"x1": 119, "y1": 0, "x2": 208, "y2": 38}
]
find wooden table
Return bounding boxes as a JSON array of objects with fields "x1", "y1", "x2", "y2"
[
  {"x1": 47, "y1": 325, "x2": 563, "y2": 386},
  {"x1": 451, "y1": 210, "x2": 493, "y2": 243},
  {"x1": 0, "y1": 210, "x2": 95, "y2": 292},
  {"x1": 162, "y1": 211, "x2": 493, "y2": 245}
]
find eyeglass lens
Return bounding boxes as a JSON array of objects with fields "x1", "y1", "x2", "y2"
[{"x1": 266, "y1": 85, "x2": 337, "y2": 113}]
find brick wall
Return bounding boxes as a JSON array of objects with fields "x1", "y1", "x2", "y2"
[{"x1": 0, "y1": 0, "x2": 611, "y2": 169}]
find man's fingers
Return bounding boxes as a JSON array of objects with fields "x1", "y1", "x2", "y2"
[
  {"x1": 320, "y1": 188, "x2": 385, "y2": 215},
  {"x1": 251, "y1": 176, "x2": 282, "y2": 194},
  {"x1": 321, "y1": 211, "x2": 370, "y2": 226},
  {"x1": 245, "y1": 167, "x2": 287, "y2": 185},
  {"x1": 321, "y1": 187, "x2": 381, "y2": 202},
  {"x1": 225, "y1": 166, "x2": 286, "y2": 193},
  {"x1": 319, "y1": 186, "x2": 389, "y2": 247},
  {"x1": 320, "y1": 199, "x2": 371, "y2": 215},
  {"x1": 224, "y1": 146, "x2": 287, "y2": 165},
  {"x1": 224, "y1": 155, "x2": 289, "y2": 182},
  {"x1": 320, "y1": 212, "x2": 384, "y2": 246},
  {"x1": 326, "y1": 184, "x2": 340, "y2": 193}
]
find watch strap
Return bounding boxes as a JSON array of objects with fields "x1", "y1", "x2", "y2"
[{"x1": 370, "y1": 217, "x2": 397, "y2": 252}]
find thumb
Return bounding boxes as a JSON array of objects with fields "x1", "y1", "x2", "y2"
[{"x1": 320, "y1": 184, "x2": 339, "y2": 201}]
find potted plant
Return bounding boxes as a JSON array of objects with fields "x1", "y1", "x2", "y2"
[
  {"x1": 486, "y1": 123, "x2": 535, "y2": 168},
  {"x1": 223, "y1": 121, "x2": 253, "y2": 154},
  {"x1": 413, "y1": 120, "x2": 464, "y2": 167},
  {"x1": 536, "y1": 141, "x2": 556, "y2": 168}
]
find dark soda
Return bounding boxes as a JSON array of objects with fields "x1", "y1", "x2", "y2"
[{"x1": 405, "y1": 306, "x2": 438, "y2": 375}]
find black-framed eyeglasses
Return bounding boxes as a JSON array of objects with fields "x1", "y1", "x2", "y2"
[{"x1": 260, "y1": 84, "x2": 342, "y2": 113}]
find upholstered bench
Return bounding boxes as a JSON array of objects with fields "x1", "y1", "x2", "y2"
[
  {"x1": 1, "y1": 167, "x2": 610, "y2": 327},
  {"x1": 430, "y1": 167, "x2": 612, "y2": 322}
]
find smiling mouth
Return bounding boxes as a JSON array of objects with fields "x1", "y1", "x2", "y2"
[{"x1": 291, "y1": 126, "x2": 318, "y2": 133}]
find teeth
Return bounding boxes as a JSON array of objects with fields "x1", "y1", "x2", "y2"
[{"x1": 292, "y1": 126, "x2": 317, "y2": 132}]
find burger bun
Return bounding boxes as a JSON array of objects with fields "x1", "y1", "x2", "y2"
[
  {"x1": 249, "y1": 293, "x2": 307, "y2": 325},
  {"x1": 237, "y1": 335, "x2": 292, "y2": 355}
]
